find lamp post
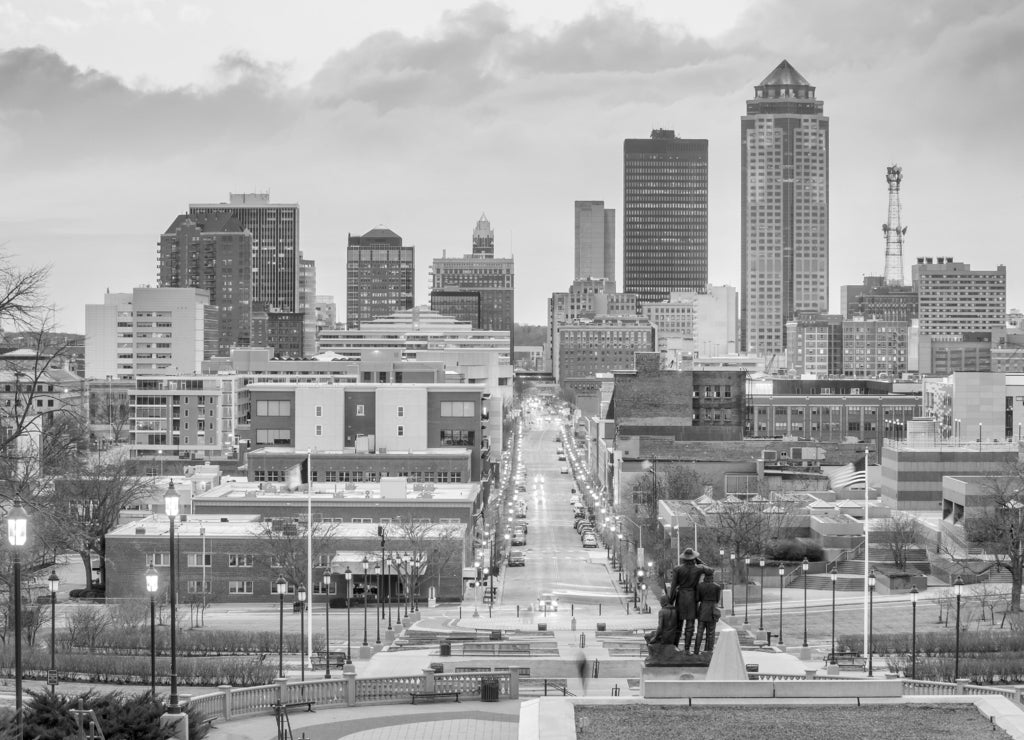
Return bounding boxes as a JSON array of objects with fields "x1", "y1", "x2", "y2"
[
  {"x1": 361, "y1": 557, "x2": 369, "y2": 646},
  {"x1": 322, "y1": 570, "x2": 332, "y2": 679},
  {"x1": 954, "y1": 575, "x2": 964, "y2": 680},
  {"x1": 830, "y1": 567, "x2": 838, "y2": 663},
  {"x1": 47, "y1": 570, "x2": 59, "y2": 695},
  {"x1": 402, "y1": 553, "x2": 411, "y2": 617},
  {"x1": 777, "y1": 564, "x2": 785, "y2": 645},
  {"x1": 412, "y1": 554, "x2": 422, "y2": 613},
  {"x1": 730, "y1": 552, "x2": 736, "y2": 616},
  {"x1": 910, "y1": 585, "x2": 919, "y2": 680},
  {"x1": 374, "y1": 565, "x2": 382, "y2": 645},
  {"x1": 484, "y1": 566, "x2": 492, "y2": 618},
  {"x1": 867, "y1": 569, "x2": 876, "y2": 677},
  {"x1": 297, "y1": 586, "x2": 307, "y2": 681},
  {"x1": 743, "y1": 557, "x2": 750, "y2": 625},
  {"x1": 758, "y1": 558, "x2": 766, "y2": 631},
  {"x1": 801, "y1": 557, "x2": 809, "y2": 648},
  {"x1": 275, "y1": 575, "x2": 288, "y2": 677},
  {"x1": 719, "y1": 548, "x2": 726, "y2": 607},
  {"x1": 146, "y1": 566, "x2": 159, "y2": 695},
  {"x1": 7, "y1": 498, "x2": 26, "y2": 739},
  {"x1": 163, "y1": 483, "x2": 181, "y2": 713},
  {"x1": 344, "y1": 567, "x2": 352, "y2": 665}
]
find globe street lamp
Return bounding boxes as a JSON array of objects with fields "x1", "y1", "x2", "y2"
[
  {"x1": 322, "y1": 569, "x2": 333, "y2": 679},
  {"x1": 297, "y1": 585, "x2": 307, "y2": 681},
  {"x1": 743, "y1": 557, "x2": 750, "y2": 625},
  {"x1": 146, "y1": 566, "x2": 159, "y2": 694},
  {"x1": 344, "y1": 567, "x2": 353, "y2": 665},
  {"x1": 7, "y1": 498, "x2": 26, "y2": 739},
  {"x1": 374, "y1": 565, "x2": 382, "y2": 645},
  {"x1": 402, "y1": 553, "x2": 411, "y2": 618},
  {"x1": 830, "y1": 567, "x2": 838, "y2": 663},
  {"x1": 47, "y1": 570, "x2": 59, "y2": 695},
  {"x1": 867, "y1": 569, "x2": 876, "y2": 677},
  {"x1": 361, "y1": 557, "x2": 370, "y2": 646},
  {"x1": 719, "y1": 548, "x2": 726, "y2": 607},
  {"x1": 730, "y1": 552, "x2": 737, "y2": 616},
  {"x1": 275, "y1": 575, "x2": 288, "y2": 677},
  {"x1": 163, "y1": 483, "x2": 181, "y2": 714},
  {"x1": 484, "y1": 566, "x2": 492, "y2": 618},
  {"x1": 758, "y1": 558, "x2": 766, "y2": 631},
  {"x1": 910, "y1": 585, "x2": 919, "y2": 680},
  {"x1": 801, "y1": 557, "x2": 809, "y2": 648},
  {"x1": 954, "y1": 575, "x2": 964, "y2": 680},
  {"x1": 777, "y1": 564, "x2": 785, "y2": 646}
]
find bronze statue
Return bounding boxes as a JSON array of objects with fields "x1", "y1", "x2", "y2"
[
  {"x1": 693, "y1": 570, "x2": 723, "y2": 654},
  {"x1": 644, "y1": 592, "x2": 710, "y2": 667},
  {"x1": 645, "y1": 594, "x2": 679, "y2": 646},
  {"x1": 668, "y1": 547, "x2": 713, "y2": 654}
]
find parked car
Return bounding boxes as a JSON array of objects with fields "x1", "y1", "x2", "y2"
[
  {"x1": 511, "y1": 532, "x2": 526, "y2": 546},
  {"x1": 508, "y1": 549, "x2": 526, "y2": 567},
  {"x1": 582, "y1": 533, "x2": 598, "y2": 548},
  {"x1": 561, "y1": 467, "x2": 570, "y2": 474}
]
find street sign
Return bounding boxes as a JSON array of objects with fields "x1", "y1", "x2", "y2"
[{"x1": 47, "y1": 670, "x2": 59, "y2": 686}]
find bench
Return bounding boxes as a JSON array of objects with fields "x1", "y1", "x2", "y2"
[
  {"x1": 275, "y1": 700, "x2": 316, "y2": 715},
  {"x1": 311, "y1": 651, "x2": 347, "y2": 669},
  {"x1": 410, "y1": 691, "x2": 460, "y2": 704},
  {"x1": 825, "y1": 652, "x2": 867, "y2": 669}
]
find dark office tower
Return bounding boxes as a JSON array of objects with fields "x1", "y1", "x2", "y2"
[
  {"x1": 741, "y1": 60, "x2": 829, "y2": 356},
  {"x1": 158, "y1": 212, "x2": 252, "y2": 354},
  {"x1": 346, "y1": 228, "x2": 415, "y2": 329},
  {"x1": 623, "y1": 131, "x2": 708, "y2": 307},
  {"x1": 472, "y1": 213, "x2": 494, "y2": 257},
  {"x1": 574, "y1": 201, "x2": 616, "y2": 286}
]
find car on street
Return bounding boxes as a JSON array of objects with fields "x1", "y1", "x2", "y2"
[
  {"x1": 561, "y1": 467, "x2": 569, "y2": 474},
  {"x1": 537, "y1": 593, "x2": 559, "y2": 612},
  {"x1": 508, "y1": 549, "x2": 526, "y2": 567},
  {"x1": 582, "y1": 533, "x2": 598, "y2": 548},
  {"x1": 511, "y1": 531, "x2": 526, "y2": 545}
]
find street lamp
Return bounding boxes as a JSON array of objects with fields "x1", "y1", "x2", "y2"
[
  {"x1": 758, "y1": 558, "x2": 766, "y2": 631},
  {"x1": 361, "y1": 557, "x2": 369, "y2": 646},
  {"x1": 7, "y1": 497, "x2": 26, "y2": 739},
  {"x1": 730, "y1": 552, "x2": 736, "y2": 616},
  {"x1": 830, "y1": 567, "x2": 838, "y2": 663},
  {"x1": 954, "y1": 575, "x2": 964, "y2": 680},
  {"x1": 146, "y1": 566, "x2": 159, "y2": 695},
  {"x1": 743, "y1": 557, "x2": 750, "y2": 624},
  {"x1": 322, "y1": 569, "x2": 333, "y2": 679},
  {"x1": 777, "y1": 564, "x2": 785, "y2": 645},
  {"x1": 344, "y1": 567, "x2": 352, "y2": 665},
  {"x1": 47, "y1": 570, "x2": 59, "y2": 695},
  {"x1": 801, "y1": 557, "x2": 809, "y2": 648},
  {"x1": 297, "y1": 586, "x2": 307, "y2": 681},
  {"x1": 867, "y1": 569, "x2": 876, "y2": 677},
  {"x1": 402, "y1": 553, "x2": 411, "y2": 617},
  {"x1": 719, "y1": 548, "x2": 726, "y2": 607},
  {"x1": 163, "y1": 483, "x2": 181, "y2": 713},
  {"x1": 275, "y1": 575, "x2": 288, "y2": 677},
  {"x1": 910, "y1": 585, "x2": 919, "y2": 680},
  {"x1": 484, "y1": 566, "x2": 492, "y2": 618},
  {"x1": 374, "y1": 565, "x2": 382, "y2": 644}
]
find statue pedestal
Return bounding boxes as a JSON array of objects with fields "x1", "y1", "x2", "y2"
[{"x1": 644, "y1": 644, "x2": 711, "y2": 668}]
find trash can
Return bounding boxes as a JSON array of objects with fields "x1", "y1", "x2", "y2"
[
  {"x1": 538, "y1": 623, "x2": 547, "y2": 631},
  {"x1": 480, "y1": 678, "x2": 500, "y2": 702},
  {"x1": 596, "y1": 622, "x2": 606, "y2": 632},
  {"x1": 490, "y1": 630, "x2": 502, "y2": 641},
  {"x1": 439, "y1": 641, "x2": 451, "y2": 657}
]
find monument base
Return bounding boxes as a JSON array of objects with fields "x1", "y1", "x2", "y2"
[{"x1": 645, "y1": 644, "x2": 711, "y2": 667}]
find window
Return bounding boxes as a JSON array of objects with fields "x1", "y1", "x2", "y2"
[
  {"x1": 397, "y1": 425, "x2": 404, "y2": 437},
  {"x1": 315, "y1": 405, "x2": 323, "y2": 417},
  {"x1": 187, "y1": 580, "x2": 212, "y2": 593},
  {"x1": 312, "y1": 581, "x2": 337, "y2": 595},
  {"x1": 228, "y1": 580, "x2": 254, "y2": 594},
  {"x1": 227, "y1": 554, "x2": 254, "y2": 568},
  {"x1": 255, "y1": 400, "x2": 292, "y2": 417},
  {"x1": 397, "y1": 406, "x2": 405, "y2": 417},
  {"x1": 150, "y1": 552, "x2": 171, "y2": 567},
  {"x1": 256, "y1": 429, "x2": 291, "y2": 445},
  {"x1": 441, "y1": 401, "x2": 475, "y2": 417},
  {"x1": 440, "y1": 429, "x2": 473, "y2": 446},
  {"x1": 351, "y1": 517, "x2": 373, "y2": 524},
  {"x1": 315, "y1": 425, "x2": 323, "y2": 436},
  {"x1": 187, "y1": 553, "x2": 211, "y2": 567},
  {"x1": 356, "y1": 404, "x2": 365, "y2": 416},
  {"x1": 269, "y1": 581, "x2": 297, "y2": 595}
]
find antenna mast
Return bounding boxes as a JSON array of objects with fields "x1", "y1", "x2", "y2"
[{"x1": 881, "y1": 164, "x2": 908, "y2": 286}]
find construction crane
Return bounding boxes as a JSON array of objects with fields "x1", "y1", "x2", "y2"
[{"x1": 882, "y1": 164, "x2": 908, "y2": 286}]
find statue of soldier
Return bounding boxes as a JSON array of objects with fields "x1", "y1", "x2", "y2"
[
  {"x1": 669, "y1": 547, "x2": 713, "y2": 654},
  {"x1": 694, "y1": 570, "x2": 723, "y2": 654}
]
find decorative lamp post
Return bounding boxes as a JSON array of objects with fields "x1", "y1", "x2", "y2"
[
  {"x1": 146, "y1": 566, "x2": 159, "y2": 695},
  {"x1": 743, "y1": 557, "x2": 750, "y2": 624},
  {"x1": 297, "y1": 586, "x2": 307, "y2": 681},
  {"x1": 617, "y1": 533, "x2": 624, "y2": 574},
  {"x1": 322, "y1": 569, "x2": 333, "y2": 678},
  {"x1": 758, "y1": 558, "x2": 766, "y2": 631},
  {"x1": 47, "y1": 570, "x2": 59, "y2": 695},
  {"x1": 7, "y1": 498, "x2": 26, "y2": 738},
  {"x1": 777, "y1": 564, "x2": 785, "y2": 645},
  {"x1": 163, "y1": 483, "x2": 181, "y2": 713},
  {"x1": 344, "y1": 567, "x2": 353, "y2": 665},
  {"x1": 730, "y1": 553, "x2": 736, "y2": 616},
  {"x1": 484, "y1": 566, "x2": 492, "y2": 618},
  {"x1": 830, "y1": 567, "x2": 838, "y2": 663},
  {"x1": 954, "y1": 575, "x2": 964, "y2": 680},
  {"x1": 374, "y1": 565, "x2": 382, "y2": 644},
  {"x1": 801, "y1": 557, "x2": 809, "y2": 648},
  {"x1": 910, "y1": 585, "x2": 919, "y2": 680},
  {"x1": 867, "y1": 569, "x2": 876, "y2": 677},
  {"x1": 275, "y1": 575, "x2": 288, "y2": 677},
  {"x1": 719, "y1": 548, "x2": 726, "y2": 607},
  {"x1": 402, "y1": 553, "x2": 411, "y2": 617},
  {"x1": 412, "y1": 554, "x2": 422, "y2": 613},
  {"x1": 361, "y1": 557, "x2": 369, "y2": 646}
]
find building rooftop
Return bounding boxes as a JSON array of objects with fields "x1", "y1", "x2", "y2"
[
  {"x1": 196, "y1": 478, "x2": 478, "y2": 502},
  {"x1": 108, "y1": 515, "x2": 462, "y2": 540},
  {"x1": 758, "y1": 59, "x2": 811, "y2": 88}
]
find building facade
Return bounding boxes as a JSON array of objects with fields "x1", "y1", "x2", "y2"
[
  {"x1": 623, "y1": 131, "x2": 708, "y2": 306},
  {"x1": 574, "y1": 201, "x2": 616, "y2": 285},
  {"x1": 741, "y1": 60, "x2": 829, "y2": 356},
  {"x1": 346, "y1": 228, "x2": 415, "y2": 329},
  {"x1": 785, "y1": 313, "x2": 843, "y2": 376},
  {"x1": 555, "y1": 317, "x2": 656, "y2": 384},
  {"x1": 841, "y1": 317, "x2": 909, "y2": 377},
  {"x1": 642, "y1": 286, "x2": 738, "y2": 363}
]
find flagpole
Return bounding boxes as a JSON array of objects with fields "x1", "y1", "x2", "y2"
[{"x1": 863, "y1": 447, "x2": 870, "y2": 659}]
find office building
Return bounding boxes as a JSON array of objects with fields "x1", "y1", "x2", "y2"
[
  {"x1": 784, "y1": 313, "x2": 843, "y2": 376},
  {"x1": 472, "y1": 213, "x2": 494, "y2": 257},
  {"x1": 841, "y1": 276, "x2": 918, "y2": 323},
  {"x1": 315, "y1": 296, "x2": 338, "y2": 333},
  {"x1": 548, "y1": 278, "x2": 639, "y2": 374},
  {"x1": 346, "y1": 228, "x2": 415, "y2": 329},
  {"x1": 574, "y1": 201, "x2": 615, "y2": 285},
  {"x1": 842, "y1": 317, "x2": 909, "y2": 378},
  {"x1": 555, "y1": 316, "x2": 656, "y2": 384},
  {"x1": 623, "y1": 131, "x2": 708, "y2": 306},
  {"x1": 298, "y1": 257, "x2": 317, "y2": 356},
  {"x1": 741, "y1": 60, "x2": 829, "y2": 355},
  {"x1": 642, "y1": 286, "x2": 738, "y2": 364}
]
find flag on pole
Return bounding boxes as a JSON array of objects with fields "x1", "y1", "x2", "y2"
[{"x1": 828, "y1": 454, "x2": 867, "y2": 490}]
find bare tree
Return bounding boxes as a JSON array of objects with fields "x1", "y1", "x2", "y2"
[
  {"x1": 695, "y1": 487, "x2": 803, "y2": 570},
  {"x1": 961, "y1": 467, "x2": 1024, "y2": 613},
  {"x1": 383, "y1": 516, "x2": 463, "y2": 604},
  {"x1": 252, "y1": 516, "x2": 339, "y2": 590},
  {"x1": 879, "y1": 513, "x2": 922, "y2": 570}
]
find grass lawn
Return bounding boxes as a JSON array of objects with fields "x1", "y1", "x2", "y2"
[{"x1": 575, "y1": 704, "x2": 1010, "y2": 740}]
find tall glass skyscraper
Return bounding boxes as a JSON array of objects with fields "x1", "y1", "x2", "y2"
[
  {"x1": 623, "y1": 131, "x2": 708, "y2": 307},
  {"x1": 741, "y1": 60, "x2": 829, "y2": 356}
]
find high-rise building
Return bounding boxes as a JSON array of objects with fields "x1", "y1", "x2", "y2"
[
  {"x1": 346, "y1": 228, "x2": 415, "y2": 329},
  {"x1": 298, "y1": 257, "x2": 317, "y2": 355},
  {"x1": 429, "y1": 215, "x2": 514, "y2": 340},
  {"x1": 784, "y1": 313, "x2": 843, "y2": 376},
  {"x1": 555, "y1": 316, "x2": 656, "y2": 384},
  {"x1": 623, "y1": 131, "x2": 708, "y2": 307},
  {"x1": 158, "y1": 212, "x2": 252, "y2": 355},
  {"x1": 741, "y1": 60, "x2": 829, "y2": 356},
  {"x1": 315, "y1": 296, "x2": 338, "y2": 333},
  {"x1": 547, "y1": 277, "x2": 638, "y2": 373},
  {"x1": 841, "y1": 275, "x2": 918, "y2": 323},
  {"x1": 574, "y1": 201, "x2": 615, "y2": 286}
]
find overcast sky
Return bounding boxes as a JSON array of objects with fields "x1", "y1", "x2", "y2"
[{"x1": 1, "y1": 0, "x2": 1021, "y2": 332}]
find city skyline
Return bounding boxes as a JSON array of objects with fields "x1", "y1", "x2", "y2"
[{"x1": 0, "y1": 1, "x2": 1021, "y2": 331}]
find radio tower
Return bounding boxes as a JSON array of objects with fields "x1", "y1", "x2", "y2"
[{"x1": 882, "y1": 164, "x2": 908, "y2": 286}]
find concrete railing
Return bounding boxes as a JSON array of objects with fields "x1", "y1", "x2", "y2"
[{"x1": 903, "y1": 678, "x2": 1024, "y2": 704}]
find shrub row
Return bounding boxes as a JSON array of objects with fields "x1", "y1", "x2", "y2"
[
  {"x1": 0, "y1": 647, "x2": 278, "y2": 687},
  {"x1": 837, "y1": 629, "x2": 1024, "y2": 657},
  {"x1": 885, "y1": 652, "x2": 1024, "y2": 685},
  {"x1": 63, "y1": 627, "x2": 308, "y2": 656}
]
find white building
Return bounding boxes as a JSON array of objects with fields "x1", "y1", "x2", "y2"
[{"x1": 642, "y1": 286, "x2": 738, "y2": 366}]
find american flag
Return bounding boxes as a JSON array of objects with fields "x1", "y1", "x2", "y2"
[{"x1": 828, "y1": 454, "x2": 867, "y2": 490}]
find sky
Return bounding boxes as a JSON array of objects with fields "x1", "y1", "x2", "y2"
[{"x1": 1, "y1": 0, "x2": 1022, "y2": 332}]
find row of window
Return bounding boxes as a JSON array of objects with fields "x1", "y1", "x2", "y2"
[{"x1": 251, "y1": 469, "x2": 465, "y2": 483}]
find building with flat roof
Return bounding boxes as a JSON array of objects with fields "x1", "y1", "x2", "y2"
[
  {"x1": 346, "y1": 228, "x2": 415, "y2": 329},
  {"x1": 574, "y1": 201, "x2": 615, "y2": 285},
  {"x1": 555, "y1": 316, "x2": 656, "y2": 385}
]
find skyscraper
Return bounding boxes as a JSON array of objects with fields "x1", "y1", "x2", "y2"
[
  {"x1": 740, "y1": 60, "x2": 829, "y2": 356},
  {"x1": 623, "y1": 131, "x2": 708, "y2": 307},
  {"x1": 574, "y1": 201, "x2": 615, "y2": 286},
  {"x1": 472, "y1": 213, "x2": 495, "y2": 257},
  {"x1": 346, "y1": 228, "x2": 415, "y2": 329}
]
